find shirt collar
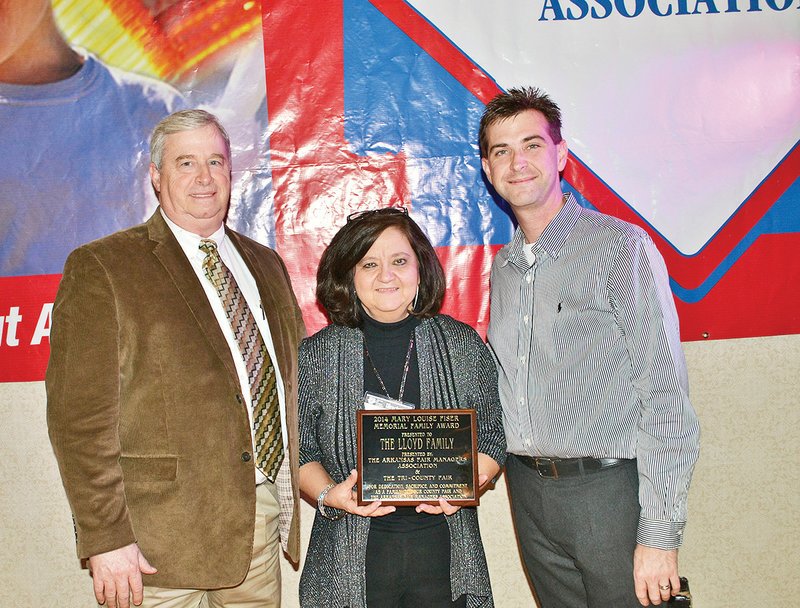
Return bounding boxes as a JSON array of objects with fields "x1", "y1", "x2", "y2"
[
  {"x1": 500, "y1": 192, "x2": 581, "y2": 268},
  {"x1": 160, "y1": 207, "x2": 226, "y2": 259}
]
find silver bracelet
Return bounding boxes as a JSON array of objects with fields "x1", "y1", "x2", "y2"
[{"x1": 317, "y1": 482, "x2": 344, "y2": 520}]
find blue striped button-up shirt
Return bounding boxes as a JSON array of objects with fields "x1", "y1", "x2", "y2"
[{"x1": 487, "y1": 194, "x2": 700, "y2": 549}]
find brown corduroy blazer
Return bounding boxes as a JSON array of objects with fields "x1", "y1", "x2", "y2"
[{"x1": 46, "y1": 210, "x2": 305, "y2": 589}]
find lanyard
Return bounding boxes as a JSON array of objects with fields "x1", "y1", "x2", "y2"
[{"x1": 364, "y1": 335, "x2": 415, "y2": 402}]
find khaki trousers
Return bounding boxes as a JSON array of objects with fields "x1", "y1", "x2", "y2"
[{"x1": 139, "y1": 482, "x2": 281, "y2": 608}]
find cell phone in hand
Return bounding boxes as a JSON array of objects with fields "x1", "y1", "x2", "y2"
[{"x1": 667, "y1": 577, "x2": 691, "y2": 605}]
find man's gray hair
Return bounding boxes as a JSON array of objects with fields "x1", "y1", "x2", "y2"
[{"x1": 150, "y1": 109, "x2": 231, "y2": 169}]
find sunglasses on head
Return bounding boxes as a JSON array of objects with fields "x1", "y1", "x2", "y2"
[{"x1": 346, "y1": 206, "x2": 409, "y2": 223}]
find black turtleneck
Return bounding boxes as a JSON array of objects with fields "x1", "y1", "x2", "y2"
[
  {"x1": 360, "y1": 312, "x2": 442, "y2": 528},
  {"x1": 361, "y1": 312, "x2": 421, "y2": 408}
]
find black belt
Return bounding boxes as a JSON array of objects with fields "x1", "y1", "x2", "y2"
[{"x1": 513, "y1": 454, "x2": 629, "y2": 479}]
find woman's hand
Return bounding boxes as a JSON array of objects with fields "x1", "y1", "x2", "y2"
[
  {"x1": 415, "y1": 452, "x2": 503, "y2": 516},
  {"x1": 325, "y1": 469, "x2": 396, "y2": 518},
  {"x1": 415, "y1": 498, "x2": 461, "y2": 516},
  {"x1": 477, "y1": 452, "x2": 501, "y2": 494}
]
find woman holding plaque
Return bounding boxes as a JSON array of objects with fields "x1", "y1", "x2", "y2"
[{"x1": 298, "y1": 207, "x2": 506, "y2": 608}]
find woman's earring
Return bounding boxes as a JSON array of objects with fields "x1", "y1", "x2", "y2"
[{"x1": 412, "y1": 285, "x2": 419, "y2": 312}]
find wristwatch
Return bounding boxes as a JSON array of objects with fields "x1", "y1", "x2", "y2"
[{"x1": 317, "y1": 482, "x2": 345, "y2": 520}]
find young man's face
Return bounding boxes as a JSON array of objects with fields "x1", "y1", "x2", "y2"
[
  {"x1": 150, "y1": 124, "x2": 232, "y2": 237},
  {"x1": 481, "y1": 109, "x2": 568, "y2": 214}
]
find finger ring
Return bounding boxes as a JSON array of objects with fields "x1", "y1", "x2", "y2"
[{"x1": 659, "y1": 584, "x2": 671, "y2": 590}]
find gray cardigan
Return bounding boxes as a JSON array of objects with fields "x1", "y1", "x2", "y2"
[{"x1": 298, "y1": 315, "x2": 506, "y2": 608}]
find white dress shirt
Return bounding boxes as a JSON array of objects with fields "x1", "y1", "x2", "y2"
[{"x1": 162, "y1": 210, "x2": 287, "y2": 485}]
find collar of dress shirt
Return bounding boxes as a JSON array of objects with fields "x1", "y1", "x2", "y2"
[
  {"x1": 160, "y1": 207, "x2": 227, "y2": 261},
  {"x1": 500, "y1": 192, "x2": 581, "y2": 269}
]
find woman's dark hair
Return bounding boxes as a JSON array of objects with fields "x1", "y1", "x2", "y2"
[{"x1": 316, "y1": 208, "x2": 446, "y2": 327}]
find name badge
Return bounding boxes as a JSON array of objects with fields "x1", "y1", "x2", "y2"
[{"x1": 363, "y1": 391, "x2": 415, "y2": 411}]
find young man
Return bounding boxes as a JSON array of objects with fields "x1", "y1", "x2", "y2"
[{"x1": 482, "y1": 87, "x2": 700, "y2": 607}]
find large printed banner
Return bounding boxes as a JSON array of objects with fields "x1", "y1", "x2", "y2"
[{"x1": 1, "y1": 0, "x2": 798, "y2": 382}]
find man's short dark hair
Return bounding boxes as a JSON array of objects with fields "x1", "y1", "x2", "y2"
[
  {"x1": 479, "y1": 87, "x2": 563, "y2": 158},
  {"x1": 316, "y1": 208, "x2": 446, "y2": 327}
]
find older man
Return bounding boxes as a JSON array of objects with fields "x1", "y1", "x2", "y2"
[
  {"x1": 482, "y1": 87, "x2": 700, "y2": 607},
  {"x1": 47, "y1": 109, "x2": 304, "y2": 608}
]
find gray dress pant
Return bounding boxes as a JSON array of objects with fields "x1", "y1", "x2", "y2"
[{"x1": 505, "y1": 455, "x2": 642, "y2": 608}]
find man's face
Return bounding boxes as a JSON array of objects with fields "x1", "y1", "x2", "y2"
[
  {"x1": 481, "y1": 109, "x2": 567, "y2": 213},
  {"x1": 150, "y1": 124, "x2": 231, "y2": 237},
  {"x1": 0, "y1": 0, "x2": 51, "y2": 65}
]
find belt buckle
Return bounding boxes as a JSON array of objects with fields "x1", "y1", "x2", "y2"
[{"x1": 534, "y1": 457, "x2": 558, "y2": 479}]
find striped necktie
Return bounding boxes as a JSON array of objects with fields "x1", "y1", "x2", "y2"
[{"x1": 199, "y1": 239, "x2": 283, "y2": 482}]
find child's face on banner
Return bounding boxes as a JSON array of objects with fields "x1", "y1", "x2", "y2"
[{"x1": 0, "y1": 0, "x2": 51, "y2": 65}]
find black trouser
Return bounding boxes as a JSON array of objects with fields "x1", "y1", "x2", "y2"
[
  {"x1": 506, "y1": 455, "x2": 641, "y2": 608},
  {"x1": 365, "y1": 517, "x2": 467, "y2": 608}
]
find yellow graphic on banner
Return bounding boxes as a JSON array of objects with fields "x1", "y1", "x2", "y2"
[
  {"x1": 53, "y1": 0, "x2": 163, "y2": 78},
  {"x1": 52, "y1": 0, "x2": 262, "y2": 81}
]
